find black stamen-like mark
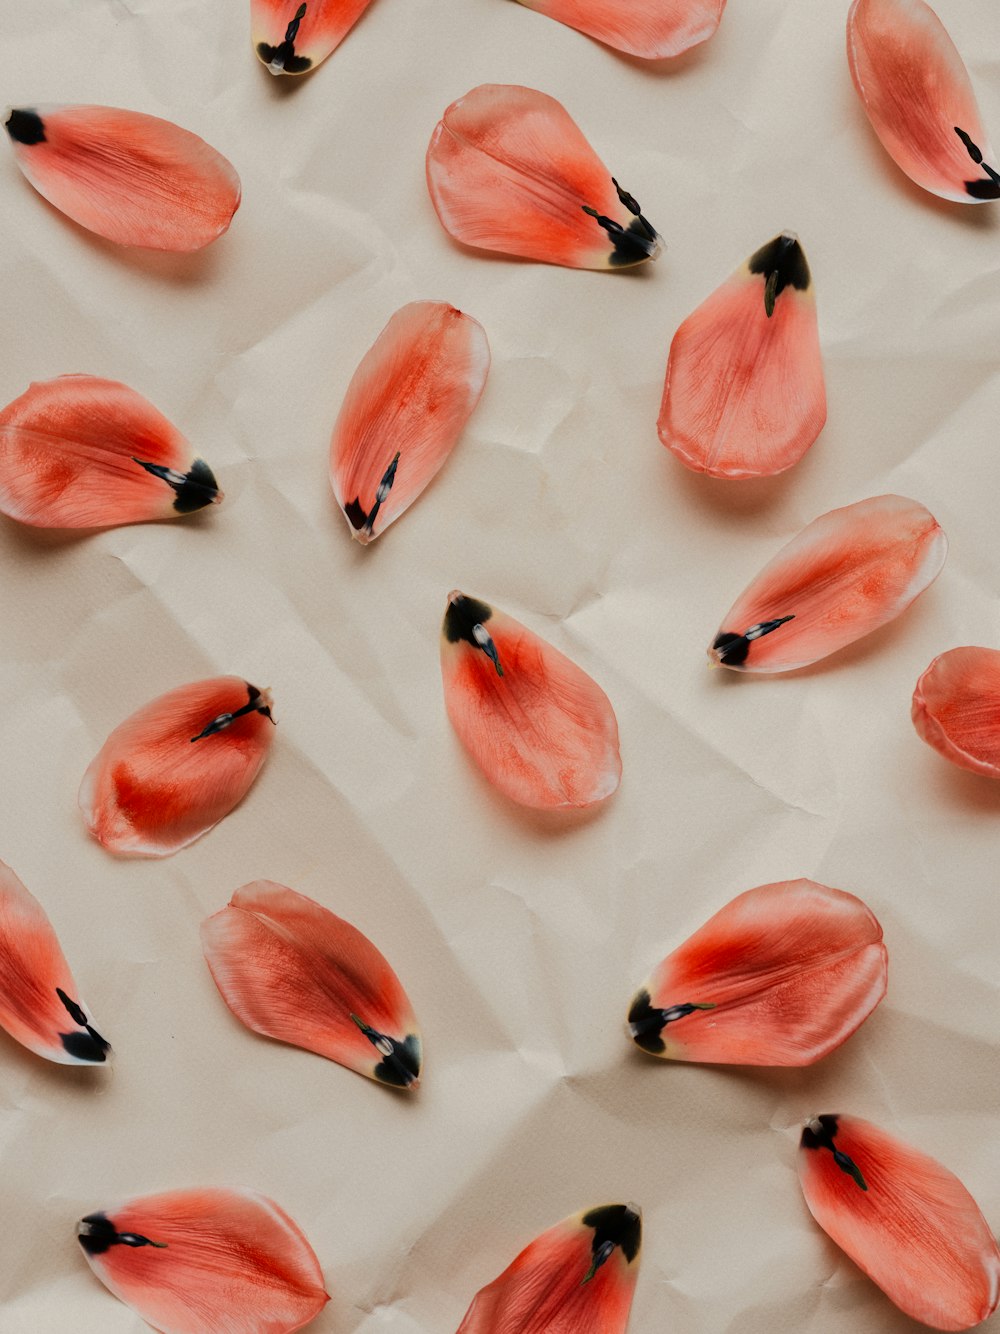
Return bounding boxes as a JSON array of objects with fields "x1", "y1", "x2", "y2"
[
  {"x1": 257, "y1": 2, "x2": 312, "y2": 73},
  {"x1": 56, "y1": 988, "x2": 110, "y2": 1062},
  {"x1": 581, "y1": 1204, "x2": 641, "y2": 1283},
  {"x1": 748, "y1": 234, "x2": 811, "y2": 317},
  {"x1": 5, "y1": 108, "x2": 46, "y2": 145},
  {"x1": 191, "y1": 683, "x2": 272, "y2": 742},
  {"x1": 801, "y1": 1115, "x2": 868, "y2": 1192},
  {"x1": 78, "y1": 1214, "x2": 167, "y2": 1255},
  {"x1": 955, "y1": 126, "x2": 1000, "y2": 199},
  {"x1": 345, "y1": 452, "x2": 400, "y2": 535},
  {"x1": 713, "y1": 615, "x2": 795, "y2": 667},
  {"x1": 627, "y1": 989, "x2": 716, "y2": 1055},
  {"x1": 444, "y1": 594, "x2": 503, "y2": 676},
  {"x1": 57, "y1": 987, "x2": 87, "y2": 1027},
  {"x1": 582, "y1": 180, "x2": 660, "y2": 268},
  {"x1": 132, "y1": 457, "x2": 221, "y2": 514},
  {"x1": 350, "y1": 1015, "x2": 421, "y2": 1088}
]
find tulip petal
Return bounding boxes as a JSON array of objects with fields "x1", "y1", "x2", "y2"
[
  {"x1": 847, "y1": 0, "x2": 1000, "y2": 203},
  {"x1": 441, "y1": 591, "x2": 622, "y2": 809},
  {"x1": 77, "y1": 1187, "x2": 329, "y2": 1334},
  {"x1": 0, "y1": 375, "x2": 221, "y2": 529},
  {"x1": 329, "y1": 302, "x2": 490, "y2": 543},
  {"x1": 426, "y1": 84, "x2": 662, "y2": 270},
  {"x1": 658, "y1": 233, "x2": 827, "y2": 479},
  {"x1": 0, "y1": 860, "x2": 109, "y2": 1065},
  {"x1": 912, "y1": 646, "x2": 1000, "y2": 777},
  {"x1": 628, "y1": 880, "x2": 887, "y2": 1066},
  {"x1": 252, "y1": 0, "x2": 374, "y2": 74},
  {"x1": 202, "y1": 880, "x2": 421, "y2": 1088},
  {"x1": 4, "y1": 105, "x2": 241, "y2": 250},
  {"x1": 798, "y1": 1115, "x2": 1000, "y2": 1331},
  {"x1": 709, "y1": 494, "x2": 947, "y2": 673},
  {"x1": 513, "y1": 0, "x2": 725, "y2": 59},
  {"x1": 457, "y1": 1204, "x2": 641, "y2": 1334},
  {"x1": 79, "y1": 677, "x2": 275, "y2": 858}
]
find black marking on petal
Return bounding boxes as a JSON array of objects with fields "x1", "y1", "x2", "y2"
[
  {"x1": 191, "y1": 682, "x2": 272, "y2": 742},
  {"x1": 628, "y1": 989, "x2": 715, "y2": 1054},
  {"x1": 713, "y1": 615, "x2": 794, "y2": 666},
  {"x1": 132, "y1": 456, "x2": 221, "y2": 514},
  {"x1": 5, "y1": 109, "x2": 46, "y2": 145},
  {"x1": 57, "y1": 987, "x2": 87, "y2": 1027},
  {"x1": 444, "y1": 594, "x2": 494, "y2": 647},
  {"x1": 77, "y1": 1214, "x2": 117, "y2": 1255},
  {"x1": 344, "y1": 452, "x2": 400, "y2": 537},
  {"x1": 581, "y1": 1204, "x2": 641, "y2": 1282},
  {"x1": 257, "y1": 4, "x2": 312, "y2": 73},
  {"x1": 583, "y1": 180, "x2": 660, "y2": 268},
  {"x1": 956, "y1": 126, "x2": 1000, "y2": 199},
  {"x1": 60, "y1": 1027, "x2": 110, "y2": 1062},
  {"x1": 343, "y1": 498, "x2": 368, "y2": 531},
  {"x1": 801, "y1": 1115, "x2": 867, "y2": 1192},
  {"x1": 351, "y1": 1015, "x2": 421, "y2": 1087},
  {"x1": 748, "y1": 235, "x2": 811, "y2": 316}
]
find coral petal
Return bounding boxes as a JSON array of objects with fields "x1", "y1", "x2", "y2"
[
  {"x1": 252, "y1": 0, "x2": 374, "y2": 73},
  {"x1": 514, "y1": 0, "x2": 726, "y2": 59},
  {"x1": 201, "y1": 880, "x2": 421, "y2": 1087},
  {"x1": 709, "y1": 494, "x2": 947, "y2": 672},
  {"x1": 4, "y1": 104, "x2": 241, "y2": 250},
  {"x1": 79, "y1": 677, "x2": 275, "y2": 858},
  {"x1": 440, "y1": 592, "x2": 622, "y2": 809},
  {"x1": 798, "y1": 1115, "x2": 1000, "y2": 1330},
  {"x1": 0, "y1": 375, "x2": 221, "y2": 529},
  {"x1": 912, "y1": 646, "x2": 1000, "y2": 777},
  {"x1": 426, "y1": 84, "x2": 662, "y2": 270},
  {"x1": 847, "y1": 0, "x2": 1000, "y2": 202},
  {"x1": 457, "y1": 1204, "x2": 641, "y2": 1334},
  {"x1": 658, "y1": 233, "x2": 826, "y2": 479},
  {"x1": 329, "y1": 302, "x2": 490, "y2": 543},
  {"x1": 0, "y1": 861, "x2": 109, "y2": 1065},
  {"x1": 77, "y1": 1187, "x2": 329, "y2": 1334},
  {"x1": 629, "y1": 880, "x2": 887, "y2": 1066}
]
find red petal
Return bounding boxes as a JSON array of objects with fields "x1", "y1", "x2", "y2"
[
  {"x1": 78, "y1": 1187, "x2": 329, "y2": 1334},
  {"x1": 847, "y1": 0, "x2": 1000, "y2": 202},
  {"x1": 4, "y1": 105, "x2": 241, "y2": 250},
  {"x1": 457, "y1": 1204, "x2": 641, "y2": 1334},
  {"x1": 426, "y1": 84, "x2": 662, "y2": 270},
  {"x1": 629, "y1": 880, "x2": 887, "y2": 1066},
  {"x1": 798, "y1": 1115, "x2": 1000, "y2": 1330},
  {"x1": 912, "y1": 646, "x2": 1000, "y2": 777},
  {"x1": 514, "y1": 0, "x2": 725, "y2": 59},
  {"x1": 252, "y1": 0, "x2": 374, "y2": 73},
  {"x1": 0, "y1": 861, "x2": 109, "y2": 1065},
  {"x1": 201, "y1": 880, "x2": 421, "y2": 1088},
  {"x1": 658, "y1": 234, "x2": 826, "y2": 479},
  {"x1": 441, "y1": 592, "x2": 621, "y2": 809},
  {"x1": 329, "y1": 302, "x2": 490, "y2": 543},
  {"x1": 710, "y1": 494, "x2": 947, "y2": 672},
  {"x1": 0, "y1": 375, "x2": 221, "y2": 528},
  {"x1": 79, "y1": 677, "x2": 275, "y2": 858}
]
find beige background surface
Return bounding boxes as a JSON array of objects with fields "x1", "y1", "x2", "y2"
[{"x1": 1, "y1": 0, "x2": 999, "y2": 1330}]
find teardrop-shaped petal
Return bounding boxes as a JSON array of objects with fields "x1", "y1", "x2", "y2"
[
  {"x1": 512, "y1": 0, "x2": 725, "y2": 58},
  {"x1": 0, "y1": 375, "x2": 222, "y2": 529},
  {"x1": 329, "y1": 302, "x2": 490, "y2": 543},
  {"x1": 628, "y1": 880, "x2": 887, "y2": 1066},
  {"x1": 709, "y1": 494, "x2": 947, "y2": 673},
  {"x1": 252, "y1": 0, "x2": 374, "y2": 74},
  {"x1": 658, "y1": 233, "x2": 827, "y2": 479},
  {"x1": 426, "y1": 84, "x2": 662, "y2": 270},
  {"x1": 847, "y1": 0, "x2": 1000, "y2": 203},
  {"x1": 457, "y1": 1204, "x2": 641, "y2": 1334},
  {"x1": 441, "y1": 591, "x2": 622, "y2": 809},
  {"x1": 202, "y1": 880, "x2": 421, "y2": 1088},
  {"x1": 4, "y1": 105, "x2": 241, "y2": 250},
  {"x1": 79, "y1": 677, "x2": 275, "y2": 858},
  {"x1": 77, "y1": 1187, "x2": 329, "y2": 1334},
  {"x1": 0, "y1": 861, "x2": 110, "y2": 1065},
  {"x1": 798, "y1": 1115, "x2": 1000, "y2": 1330},
  {"x1": 912, "y1": 646, "x2": 1000, "y2": 777}
]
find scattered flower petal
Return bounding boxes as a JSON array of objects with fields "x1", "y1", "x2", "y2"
[
  {"x1": 912, "y1": 646, "x2": 1000, "y2": 777},
  {"x1": 512, "y1": 0, "x2": 726, "y2": 59},
  {"x1": 252, "y1": 0, "x2": 373, "y2": 74}
]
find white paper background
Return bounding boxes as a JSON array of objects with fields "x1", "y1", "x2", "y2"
[{"x1": 1, "y1": 0, "x2": 999, "y2": 1330}]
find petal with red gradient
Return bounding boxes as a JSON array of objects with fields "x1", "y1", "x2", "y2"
[
  {"x1": 329, "y1": 302, "x2": 490, "y2": 544},
  {"x1": 0, "y1": 861, "x2": 109, "y2": 1066},
  {"x1": 4, "y1": 105, "x2": 241, "y2": 250},
  {"x1": 798, "y1": 1115, "x2": 1000, "y2": 1331},
  {"x1": 457, "y1": 1204, "x2": 641, "y2": 1334},
  {"x1": 628, "y1": 879, "x2": 887, "y2": 1066},
  {"x1": 79, "y1": 677, "x2": 275, "y2": 858},
  {"x1": 658, "y1": 233, "x2": 826, "y2": 479},
  {"x1": 201, "y1": 880, "x2": 421, "y2": 1088},
  {"x1": 847, "y1": 0, "x2": 1000, "y2": 203},
  {"x1": 252, "y1": 0, "x2": 374, "y2": 74},
  {"x1": 709, "y1": 494, "x2": 947, "y2": 673},
  {"x1": 0, "y1": 375, "x2": 221, "y2": 529},
  {"x1": 77, "y1": 1187, "x2": 329, "y2": 1334},
  {"x1": 441, "y1": 592, "x2": 621, "y2": 810},
  {"x1": 912, "y1": 646, "x2": 1000, "y2": 777},
  {"x1": 513, "y1": 0, "x2": 725, "y2": 60},
  {"x1": 426, "y1": 84, "x2": 662, "y2": 270}
]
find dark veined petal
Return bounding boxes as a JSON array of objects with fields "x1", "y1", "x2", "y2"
[
  {"x1": 252, "y1": 0, "x2": 375, "y2": 74},
  {"x1": 912, "y1": 646, "x2": 1000, "y2": 777}
]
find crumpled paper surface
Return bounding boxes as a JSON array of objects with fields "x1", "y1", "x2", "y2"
[{"x1": 2, "y1": 0, "x2": 999, "y2": 1330}]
